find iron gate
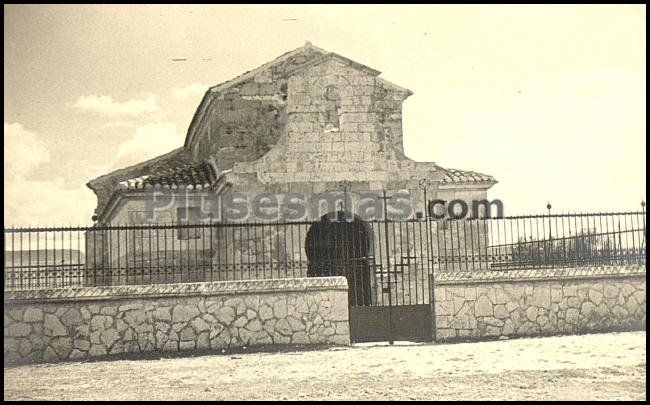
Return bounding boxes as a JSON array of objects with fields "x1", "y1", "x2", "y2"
[{"x1": 305, "y1": 212, "x2": 435, "y2": 343}]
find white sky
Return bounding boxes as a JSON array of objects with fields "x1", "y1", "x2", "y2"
[{"x1": 3, "y1": 4, "x2": 646, "y2": 227}]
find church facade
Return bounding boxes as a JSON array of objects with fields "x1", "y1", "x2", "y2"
[{"x1": 85, "y1": 42, "x2": 497, "y2": 293}]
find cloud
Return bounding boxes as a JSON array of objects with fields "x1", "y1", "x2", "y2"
[
  {"x1": 5, "y1": 177, "x2": 96, "y2": 227},
  {"x1": 99, "y1": 121, "x2": 136, "y2": 129},
  {"x1": 4, "y1": 122, "x2": 50, "y2": 179},
  {"x1": 4, "y1": 122, "x2": 96, "y2": 226},
  {"x1": 72, "y1": 95, "x2": 160, "y2": 116},
  {"x1": 171, "y1": 83, "x2": 209, "y2": 100},
  {"x1": 113, "y1": 121, "x2": 185, "y2": 168},
  {"x1": 2, "y1": 121, "x2": 185, "y2": 226}
]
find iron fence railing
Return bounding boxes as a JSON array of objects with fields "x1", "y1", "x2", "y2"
[
  {"x1": 434, "y1": 211, "x2": 646, "y2": 271},
  {"x1": 4, "y1": 210, "x2": 646, "y2": 292}
]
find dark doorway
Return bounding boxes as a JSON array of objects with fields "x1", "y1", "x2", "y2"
[{"x1": 305, "y1": 213, "x2": 372, "y2": 306}]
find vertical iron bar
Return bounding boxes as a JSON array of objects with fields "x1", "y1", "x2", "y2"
[
  {"x1": 376, "y1": 219, "x2": 384, "y2": 306},
  {"x1": 382, "y1": 191, "x2": 393, "y2": 345}
]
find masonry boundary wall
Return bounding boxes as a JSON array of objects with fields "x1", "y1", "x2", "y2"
[
  {"x1": 433, "y1": 265, "x2": 646, "y2": 342},
  {"x1": 4, "y1": 277, "x2": 350, "y2": 366}
]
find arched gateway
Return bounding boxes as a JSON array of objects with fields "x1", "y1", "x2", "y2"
[{"x1": 305, "y1": 213, "x2": 372, "y2": 306}]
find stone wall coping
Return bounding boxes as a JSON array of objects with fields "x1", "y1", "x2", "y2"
[
  {"x1": 434, "y1": 265, "x2": 646, "y2": 285},
  {"x1": 4, "y1": 277, "x2": 349, "y2": 304}
]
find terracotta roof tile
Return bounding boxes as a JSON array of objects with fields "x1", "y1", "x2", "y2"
[
  {"x1": 441, "y1": 168, "x2": 496, "y2": 184},
  {"x1": 117, "y1": 161, "x2": 217, "y2": 191}
]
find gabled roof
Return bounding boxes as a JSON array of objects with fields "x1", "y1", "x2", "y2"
[
  {"x1": 441, "y1": 168, "x2": 496, "y2": 185},
  {"x1": 208, "y1": 41, "x2": 329, "y2": 94},
  {"x1": 184, "y1": 41, "x2": 413, "y2": 148},
  {"x1": 282, "y1": 51, "x2": 381, "y2": 77},
  {"x1": 87, "y1": 147, "x2": 191, "y2": 189}
]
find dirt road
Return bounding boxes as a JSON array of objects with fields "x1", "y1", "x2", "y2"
[{"x1": 4, "y1": 331, "x2": 646, "y2": 400}]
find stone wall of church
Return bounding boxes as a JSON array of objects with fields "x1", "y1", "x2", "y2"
[{"x1": 231, "y1": 56, "x2": 439, "y2": 191}]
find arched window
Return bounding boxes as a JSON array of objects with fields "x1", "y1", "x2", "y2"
[{"x1": 323, "y1": 85, "x2": 341, "y2": 132}]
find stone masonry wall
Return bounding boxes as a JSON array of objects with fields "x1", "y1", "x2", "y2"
[
  {"x1": 4, "y1": 277, "x2": 350, "y2": 366},
  {"x1": 434, "y1": 266, "x2": 646, "y2": 342}
]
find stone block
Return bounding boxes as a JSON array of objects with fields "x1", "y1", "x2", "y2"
[
  {"x1": 330, "y1": 297, "x2": 349, "y2": 321},
  {"x1": 234, "y1": 316, "x2": 248, "y2": 328},
  {"x1": 100, "y1": 329, "x2": 120, "y2": 348},
  {"x1": 632, "y1": 291, "x2": 645, "y2": 305},
  {"x1": 214, "y1": 306, "x2": 236, "y2": 324},
  {"x1": 246, "y1": 319, "x2": 263, "y2": 332},
  {"x1": 44, "y1": 314, "x2": 68, "y2": 336},
  {"x1": 61, "y1": 308, "x2": 84, "y2": 326},
  {"x1": 100, "y1": 307, "x2": 118, "y2": 316},
  {"x1": 179, "y1": 340, "x2": 195, "y2": 351},
  {"x1": 43, "y1": 346, "x2": 59, "y2": 362},
  {"x1": 532, "y1": 286, "x2": 551, "y2": 308},
  {"x1": 494, "y1": 289, "x2": 508, "y2": 305},
  {"x1": 451, "y1": 302, "x2": 476, "y2": 329},
  {"x1": 23, "y1": 308, "x2": 43, "y2": 323},
  {"x1": 494, "y1": 305, "x2": 508, "y2": 319},
  {"x1": 501, "y1": 319, "x2": 515, "y2": 336},
  {"x1": 474, "y1": 295, "x2": 493, "y2": 317},
  {"x1": 275, "y1": 319, "x2": 292, "y2": 336},
  {"x1": 611, "y1": 305, "x2": 629, "y2": 318},
  {"x1": 581, "y1": 301, "x2": 596, "y2": 318},
  {"x1": 69, "y1": 349, "x2": 87, "y2": 360},
  {"x1": 563, "y1": 285, "x2": 577, "y2": 297},
  {"x1": 180, "y1": 327, "x2": 195, "y2": 342},
  {"x1": 525, "y1": 307, "x2": 538, "y2": 322},
  {"x1": 153, "y1": 307, "x2": 172, "y2": 321},
  {"x1": 7, "y1": 309, "x2": 24, "y2": 322},
  {"x1": 18, "y1": 339, "x2": 32, "y2": 357},
  {"x1": 292, "y1": 332, "x2": 310, "y2": 344},
  {"x1": 484, "y1": 317, "x2": 504, "y2": 327},
  {"x1": 74, "y1": 339, "x2": 91, "y2": 351},
  {"x1": 516, "y1": 322, "x2": 539, "y2": 335},
  {"x1": 110, "y1": 341, "x2": 125, "y2": 355},
  {"x1": 335, "y1": 322, "x2": 349, "y2": 336},
  {"x1": 88, "y1": 344, "x2": 107, "y2": 357},
  {"x1": 90, "y1": 315, "x2": 113, "y2": 331},
  {"x1": 604, "y1": 285, "x2": 619, "y2": 299},
  {"x1": 505, "y1": 301, "x2": 519, "y2": 313},
  {"x1": 567, "y1": 297, "x2": 580, "y2": 308},
  {"x1": 118, "y1": 303, "x2": 142, "y2": 312},
  {"x1": 550, "y1": 288, "x2": 563, "y2": 303},
  {"x1": 191, "y1": 317, "x2": 210, "y2": 333},
  {"x1": 240, "y1": 82, "x2": 259, "y2": 96},
  {"x1": 485, "y1": 326, "x2": 501, "y2": 337},
  {"x1": 565, "y1": 308, "x2": 579, "y2": 325},
  {"x1": 6, "y1": 322, "x2": 31, "y2": 337},
  {"x1": 435, "y1": 300, "x2": 454, "y2": 316},
  {"x1": 172, "y1": 305, "x2": 200, "y2": 323},
  {"x1": 50, "y1": 336, "x2": 72, "y2": 358},
  {"x1": 163, "y1": 340, "x2": 178, "y2": 352},
  {"x1": 196, "y1": 332, "x2": 210, "y2": 350}
]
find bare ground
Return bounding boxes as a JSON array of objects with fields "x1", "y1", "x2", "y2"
[{"x1": 4, "y1": 331, "x2": 646, "y2": 400}]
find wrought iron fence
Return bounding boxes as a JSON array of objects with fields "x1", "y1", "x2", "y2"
[
  {"x1": 3, "y1": 210, "x2": 646, "y2": 293},
  {"x1": 3, "y1": 218, "x2": 436, "y2": 308},
  {"x1": 434, "y1": 211, "x2": 646, "y2": 271}
]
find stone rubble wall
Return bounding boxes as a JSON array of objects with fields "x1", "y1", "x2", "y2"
[
  {"x1": 434, "y1": 266, "x2": 646, "y2": 341},
  {"x1": 4, "y1": 277, "x2": 350, "y2": 366}
]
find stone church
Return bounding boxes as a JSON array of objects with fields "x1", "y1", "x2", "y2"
[
  {"x1": 88, "y1": 41, "x2": 495, "y2": 225},
  {"x1": 85, "y1": 42, "x2": 497, "y2": 293}
]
